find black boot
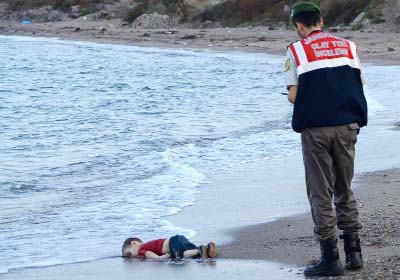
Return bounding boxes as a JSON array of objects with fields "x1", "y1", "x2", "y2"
[
  {"x1": 304, "y1": 239, "x2": 345, "y2": 277},
  {"x1": 340, "y1": 233, "x2": 363, "y2": 270}
]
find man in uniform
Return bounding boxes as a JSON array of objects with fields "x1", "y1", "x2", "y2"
[{"x1": 285, "y1": 2, "x2": 368, "y2": 277}]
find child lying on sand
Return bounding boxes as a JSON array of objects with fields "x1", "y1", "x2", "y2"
[{"x1": 122, "y1": 235, "x2": 217, "y2": 260}]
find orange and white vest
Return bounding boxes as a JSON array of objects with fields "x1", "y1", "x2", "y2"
[{"x1": 288, "y1": 30, "x2": 368, "y2": 133}]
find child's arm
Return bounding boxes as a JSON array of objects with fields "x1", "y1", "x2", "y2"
[{"x1": 144, "y1": 251, "x2": 170, "y2": 259}]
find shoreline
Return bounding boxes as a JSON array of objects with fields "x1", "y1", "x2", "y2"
[{"x1": 1, "y1": 19, "x2": 400, "y2": 65}]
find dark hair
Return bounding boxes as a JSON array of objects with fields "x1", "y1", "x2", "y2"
[
  {"x1": 292, "y1": 10, "x2": 322, "y2": 28},
  {"x1": 121, "y1": 237, "x2": 143, "y2": 257}
]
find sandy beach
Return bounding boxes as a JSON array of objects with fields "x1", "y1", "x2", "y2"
[{"x1": 1, "y1": 17, "x2": 400, "y2": 280}]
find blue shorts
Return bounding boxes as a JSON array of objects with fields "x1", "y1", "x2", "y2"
[{"x1": 168, "y1": 235, "x2": 198, "y2": 259}]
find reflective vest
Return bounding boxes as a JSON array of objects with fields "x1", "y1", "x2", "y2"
[{"x1": 289, "y1": 30, "x2": 368, "y2": 133}]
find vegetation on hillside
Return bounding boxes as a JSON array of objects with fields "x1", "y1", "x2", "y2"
[
  {"x1": 321, "y1": 0, "x2": 385, "y2": 26},
  {"x1": 0, "y1": 0, "x2": 390, "y2": 28},
  {"x1": 199, "y1": 0, "x2": 385, "y2": 26}
]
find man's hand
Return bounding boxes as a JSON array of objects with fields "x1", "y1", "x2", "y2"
[{"x1": 288, "y1": 85, "x2": 298, "y2": 104}]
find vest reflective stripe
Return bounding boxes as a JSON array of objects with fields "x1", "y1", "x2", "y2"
[
  {"x1": 289, "y1": 44, "x2": 300, "y2": 66},
  {"x1": 348, "y1": 41, "x2": 358, "y2": 63},
  {"x1": 297, "y1": 56, "x2": 361, "y2": 76},
  {"x1": 289, "y1": 43, "x2": 307, "y2": 68},
  {"x1": 289, "y1": 32, "x2": 360, "y2": 76}
]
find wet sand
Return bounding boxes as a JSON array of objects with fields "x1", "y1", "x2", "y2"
[{"x1": 0, "y1": 257, "x2": 306, "y2": 280}]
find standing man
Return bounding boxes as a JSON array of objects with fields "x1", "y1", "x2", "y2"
[{"x1": 285, "y1": 2, "x2": 368, "y2": 277}]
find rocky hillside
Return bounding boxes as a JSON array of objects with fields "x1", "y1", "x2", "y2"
[{"x1": 0, "y1": 0, "x2": 399, "y2": 30}]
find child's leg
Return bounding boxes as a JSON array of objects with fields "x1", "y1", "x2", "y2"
[
  {"x1": 180, "y1": 236, "x2": 200, "y2": 258},
  {"x1": 183, "y1": 249, "x2": 200, "y2": 258},
  {"x1": 169, "y1": 235, "x2": 199, "y2": 259}
]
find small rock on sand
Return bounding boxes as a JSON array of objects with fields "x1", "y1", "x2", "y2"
[{"x1": 133, "y1": 13, "x2": 179, "y2": 29}]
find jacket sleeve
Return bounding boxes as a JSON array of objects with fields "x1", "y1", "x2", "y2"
[{"x1": 285, "y1": 47, "x2": 299, "y2": 87}]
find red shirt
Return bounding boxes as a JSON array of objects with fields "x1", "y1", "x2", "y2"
[{"x1": 138, "y1": 239, "x2": 166, "y2": 257}]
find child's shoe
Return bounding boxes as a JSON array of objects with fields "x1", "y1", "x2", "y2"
[
  {"x1": 199, "y1": 245, "x2": 208, "y2": 259},
  {"x1": 207, "y1": 242, "x2": 217, "y2": 258}
]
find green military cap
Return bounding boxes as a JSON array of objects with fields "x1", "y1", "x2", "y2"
[{"x1": 290, "y1": 2, "x2": 321, "y2": 19}]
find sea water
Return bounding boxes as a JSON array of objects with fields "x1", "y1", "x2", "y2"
[{"x1": 0, "y1": 35, "x2": 399, "y2": 274}]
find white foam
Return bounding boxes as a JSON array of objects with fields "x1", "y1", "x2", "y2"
[{"x1": 160, "y1": 220, "x2": 197, "y2": 239}]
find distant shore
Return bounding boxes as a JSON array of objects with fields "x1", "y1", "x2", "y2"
[{"x1": 1, "y1": 18, "x2": 400, "y2": 65}]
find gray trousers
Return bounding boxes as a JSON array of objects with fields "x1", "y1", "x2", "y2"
[{"x1": 301, "y1": 124, "x2": 362, "y2": 241}]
